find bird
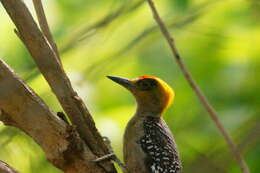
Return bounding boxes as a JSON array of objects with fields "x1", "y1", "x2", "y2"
[{"x1": 107, "y1": 75, "x2": 182, "y2": 173}]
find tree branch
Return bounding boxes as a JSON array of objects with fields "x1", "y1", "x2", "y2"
[
  {"x1": 146, "y1": 0, "x2": 250, "y2": 173},
  {"x1": 32, "y1": 0, "x2": 61, "y2": 63},
  {"x1": 0, "y1": 60, "x2": 109, "y2": 173},
  {"x1": 0, "y1": 0, "x2": 116, "y2": 172},
  {"x1": 0, "y1": 161, "x2": 19, "y2": 173}
]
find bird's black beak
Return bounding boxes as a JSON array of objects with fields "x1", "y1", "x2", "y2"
[{"x1": 107, "y1": 76, "x2": 133, "y2": 89}]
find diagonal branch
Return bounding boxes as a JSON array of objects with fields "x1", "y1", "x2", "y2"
[
  {"x1": 146, "y1": 0, "x2": 250, "y2": 173},
  {"x1": 0, "y1": 59, "x2": 106, "y2": 173},
  {"x1": 0, "y1": 0, "x2": 116, "y2": 172},
  {"x1": 32, "y1": 0, "x2": 61, "y2": 63}
]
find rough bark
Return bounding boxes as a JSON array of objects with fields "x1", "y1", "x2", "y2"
[
  {"x1": 0, "y1": 0, "x2": 116, "y2": 173},
  {"x1": 0, "y1": 60, "x2": 113, "y2": 173},
  {"x1": 0, "y1": 0, "x2": 107, "y2": 156}
]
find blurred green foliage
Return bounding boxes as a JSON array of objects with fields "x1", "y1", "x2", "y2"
[{"x1": 0, "y1": 0, "x2": 259, "y2": 172}]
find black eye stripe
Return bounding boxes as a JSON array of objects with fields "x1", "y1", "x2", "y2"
[{"x1": 137, "y1": 78, "x2": 157, "y2": 90}]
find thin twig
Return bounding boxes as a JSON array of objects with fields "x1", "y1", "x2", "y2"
[
  {"x1": 32, "y1": 0, "x2": 61, "y2": 64},
  {"x1": 102, "y1": 137, "x2": 128, "y2": 173},
  {"x1": 146, "y1": 0, "x2": 250, "y2": 173}
]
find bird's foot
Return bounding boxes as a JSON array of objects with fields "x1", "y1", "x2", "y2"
[
  {"x1": 93, "y1": 136, "x2": 128, "y2": 173},
  {"x1": 92, "y1": 153, "x2": 115, "y2": 162}
]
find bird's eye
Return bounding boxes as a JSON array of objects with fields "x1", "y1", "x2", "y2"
[{"x1": 136, "y1": 78, "x2": 157, "y2": 90}]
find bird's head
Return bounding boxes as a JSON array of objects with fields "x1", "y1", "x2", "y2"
[{"x1": 107, "y1": 75, "x2": 174, "y2": 115}]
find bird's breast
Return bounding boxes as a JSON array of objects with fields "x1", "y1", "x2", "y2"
[{"x1": 123, "y1": 115, "x2": 182, "y2": 173}]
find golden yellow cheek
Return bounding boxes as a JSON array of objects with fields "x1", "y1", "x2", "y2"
[
  {"x1": 156, "y1": 78, "x2": 175, "y2": 109},
  {"x1": 164, "y1": 88, "x2": 174, "y2": 108}
]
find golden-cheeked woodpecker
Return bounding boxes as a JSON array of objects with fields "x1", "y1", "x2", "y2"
[{"x1": 108, "y1": 75, "x2": 182, "y2": 173}]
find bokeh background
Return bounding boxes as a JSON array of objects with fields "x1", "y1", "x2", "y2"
[{"x1": 0, "y1": 0, "x2": 259, "y2": 172}]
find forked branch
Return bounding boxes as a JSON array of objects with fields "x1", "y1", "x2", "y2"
[
  {"x1": 0, "y1": 0, "x2": 116, "y2": 172},
  {"x1": 0, "y1": 60, "x2": 103, "y2": 173}
]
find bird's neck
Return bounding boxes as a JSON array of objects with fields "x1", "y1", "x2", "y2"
[{"x1": 135, "y1": 104, "x2": 163, "y2": 118}]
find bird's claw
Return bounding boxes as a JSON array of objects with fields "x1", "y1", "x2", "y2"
[{"x1": 92, "y1": 136, "x2": 128, "y2": 173}]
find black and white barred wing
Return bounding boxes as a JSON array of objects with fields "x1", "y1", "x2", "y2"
[{"x1": 139, "y1": 117, "x2": 181, "y2": 173}]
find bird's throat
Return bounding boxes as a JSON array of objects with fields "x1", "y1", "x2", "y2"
[{"x1": 136, "y1": 104, "x2": 163, "y2": 118}]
